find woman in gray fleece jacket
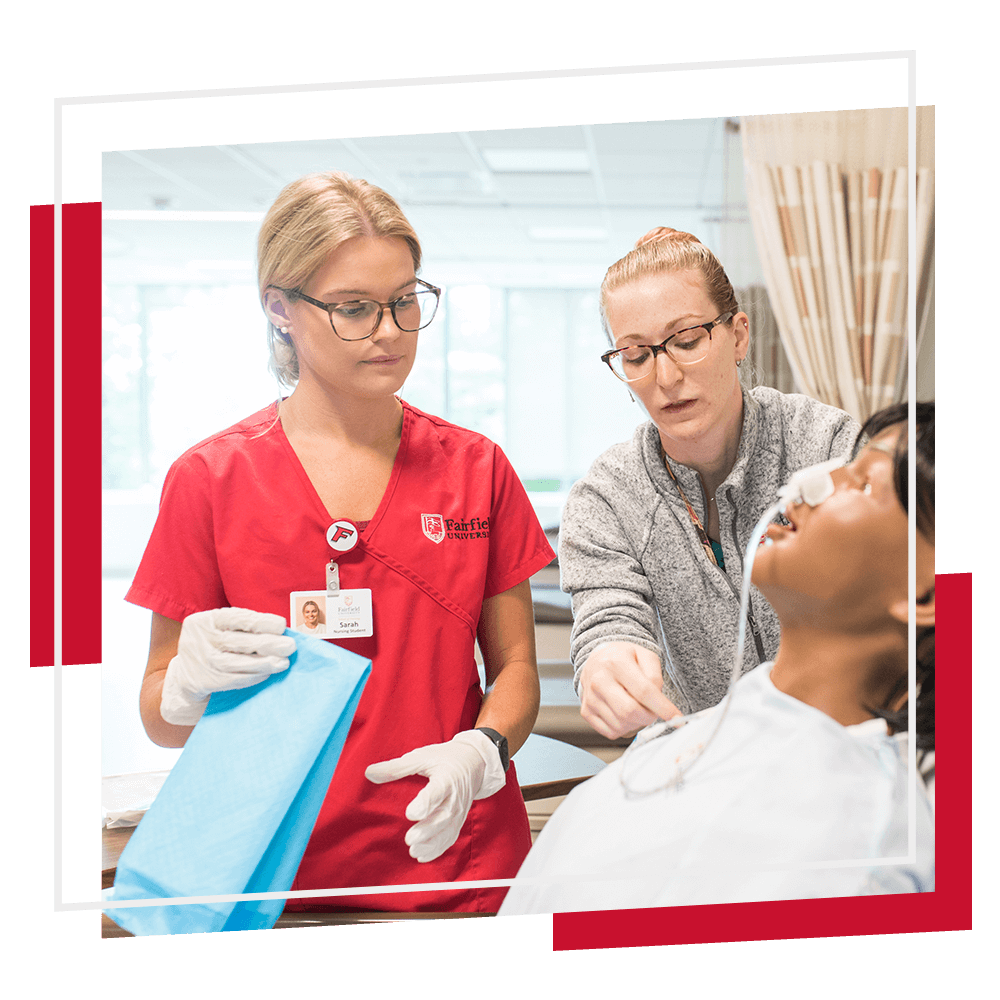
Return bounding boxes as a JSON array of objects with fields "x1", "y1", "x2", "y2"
[{"x1": 564, "y1": 228, "x2": 859, "y2": 739}]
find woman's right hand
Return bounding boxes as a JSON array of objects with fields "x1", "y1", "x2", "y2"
[
  {"x1": 160, "y1": 608, "x2": 297, "y2": 726},
  {"x1": 578, "y1": 642, "x2": 680, "y2": 740}
]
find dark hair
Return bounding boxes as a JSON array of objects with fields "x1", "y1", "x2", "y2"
[{"x1": 856, "y1": 401, "x2": 935, "y2": 750}]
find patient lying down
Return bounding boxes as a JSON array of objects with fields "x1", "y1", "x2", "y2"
[{"x1": 501, "y1": 402, "x2": 935, "y2": 915}]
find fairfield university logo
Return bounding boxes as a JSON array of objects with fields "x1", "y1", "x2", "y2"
[
  {"x1": 421, "y1": 514, "x2": 445, "y2": 544},
  {"x1": 326, "y1": 519, "x2": 360, "y2": 553},
  {"x1": 421, "y1": 513, "x2": 491, "y2": 544}
]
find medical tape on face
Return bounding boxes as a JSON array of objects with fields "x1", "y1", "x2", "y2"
[{"x1": 776, "y1": 457, "x2": 843, "y2": 511}]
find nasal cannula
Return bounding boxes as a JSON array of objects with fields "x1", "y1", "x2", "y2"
[{"x1": 619, "y1": 457, "x2": 843, "y2": 796}]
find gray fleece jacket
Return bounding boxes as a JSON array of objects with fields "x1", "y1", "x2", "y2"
[{"x1": 561, "y1": 386, "x2": 860, "y2": 715}]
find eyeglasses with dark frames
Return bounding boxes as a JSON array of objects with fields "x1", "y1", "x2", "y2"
[
  {"x1": 271, "y1": 278, "x2": 442, "y2": 341},
  {"x1": 601, "y1": 311, "x2": 736, "y2": 382}
]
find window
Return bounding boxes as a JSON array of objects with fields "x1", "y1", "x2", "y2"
[{"x1": 103, "y1": 284, "x2": 644, "y2": 491}]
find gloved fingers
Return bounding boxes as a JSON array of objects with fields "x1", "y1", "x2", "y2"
[
  {"x1": 409, "y1": 840, "x2": 444, "y2": 864},
  {"x1": 213, "y1": 628, "x2": 297, "y2": 659},
  {"x1": 208, "y1": 650, "x2": 291, "y2": 684},
  {"x1": 404, "y1": 816, "x2": 465, "y2": 863},
  {"x1": 404, "y1": 776, "x2": 455, "y2": 822},
  {"x1": 410, "y1": 840, "x2": 450, "y2": 864},
  {"x1": 178, "y1": 608, "x2": 295, "y2": 668},
  {"x1": 364, "y1": 754, "x2": 423, "y2": 785},
  {"x1": 404, "y1": 802, "x2": 463, "y2": 845},
  {"x1": 208, "y1": 607, "x2": 289, "y2": 634}
]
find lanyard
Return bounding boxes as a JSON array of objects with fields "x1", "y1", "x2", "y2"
[{"x1": 662, "y1": 452, "x2": 720, "y2": 569}]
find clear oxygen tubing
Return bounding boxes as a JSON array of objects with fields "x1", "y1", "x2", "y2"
[{"x1": 618, "y1": 458, "x2": 842, "y2": 797}]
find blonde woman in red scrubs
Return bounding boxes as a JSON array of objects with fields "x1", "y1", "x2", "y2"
[{"x1": 129, "y1": 172, "x2": 554, "y2": 913}]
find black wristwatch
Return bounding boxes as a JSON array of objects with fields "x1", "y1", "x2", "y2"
[{"x1": 476, "y1": 727, "x2": 510, "y2": 772}]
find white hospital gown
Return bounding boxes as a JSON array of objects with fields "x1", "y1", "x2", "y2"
[{"x1": 500, "y1": 662, "x2": 934, "y2": 916}]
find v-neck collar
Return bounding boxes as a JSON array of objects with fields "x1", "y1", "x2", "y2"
[{"x1": 271, "y1": 398, "x2": 412, "y2": 542}]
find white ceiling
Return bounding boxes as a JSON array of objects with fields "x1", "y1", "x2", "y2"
[{"x1": 102, "y1": 118, "x2": 759, "y2": 288}]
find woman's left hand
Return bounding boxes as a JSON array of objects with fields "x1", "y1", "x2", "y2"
[{"x1": 365, "y1": 730, "x2": 507, "y2": 862}]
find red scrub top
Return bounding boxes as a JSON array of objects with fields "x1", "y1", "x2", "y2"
[{"x1": 127, "y1": 400, "x2": 555, "y2": 912}]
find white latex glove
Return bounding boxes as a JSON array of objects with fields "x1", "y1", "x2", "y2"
[
  {"x1": 364, "y1": 730, "x2": 507, "y2": 863},
  {"x1": 160, "y1": 607, "x2": 297, "y2": 726}
]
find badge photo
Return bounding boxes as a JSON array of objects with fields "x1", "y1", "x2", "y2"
[{"x1": 292, "y1": 594, "x2": 328, "y2": 635}]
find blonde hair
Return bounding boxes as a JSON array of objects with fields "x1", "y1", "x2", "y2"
[
  {"x1": 257, "y1": 172, "x2": 422, "y2": 387},
  {"x1": 599, "y1": 227, "x2": 739, "y2": 340}
]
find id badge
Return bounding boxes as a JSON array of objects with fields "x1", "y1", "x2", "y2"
[{"x1": 290, "y1": 590, "x2": 374, "y2": 639}]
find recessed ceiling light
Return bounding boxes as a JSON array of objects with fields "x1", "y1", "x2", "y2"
[{"x1": 481, "y1": 149, "x2": 590, "y2": 173}]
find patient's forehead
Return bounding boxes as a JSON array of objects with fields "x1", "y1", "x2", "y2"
[{"x1": 858, "y1": 424, "x2": 903, "y2": 461}]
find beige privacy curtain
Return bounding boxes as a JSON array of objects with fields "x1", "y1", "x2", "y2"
[{"x1": 741, "y1": 109, "x2": 934, "y2": 423}]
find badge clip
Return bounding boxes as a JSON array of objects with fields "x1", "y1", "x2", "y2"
[
  {"x1": 325, "y1": 518, "x2": 360, "y2": 596},
  {"x1": 326, "y1": 559, "x2": 341, "y2": 596}
]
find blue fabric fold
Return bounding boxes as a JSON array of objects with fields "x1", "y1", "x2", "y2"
[{"x1": 104, "y1": 631, "x2": 371, "y2": 935}]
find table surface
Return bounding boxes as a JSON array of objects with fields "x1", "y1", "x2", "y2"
[
  {"x1": 103, "y1": 823, "x2": 500, "y2": 937},
  {"x1": 101, "y1": 732, "x2": 605, "y2": 935}
]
